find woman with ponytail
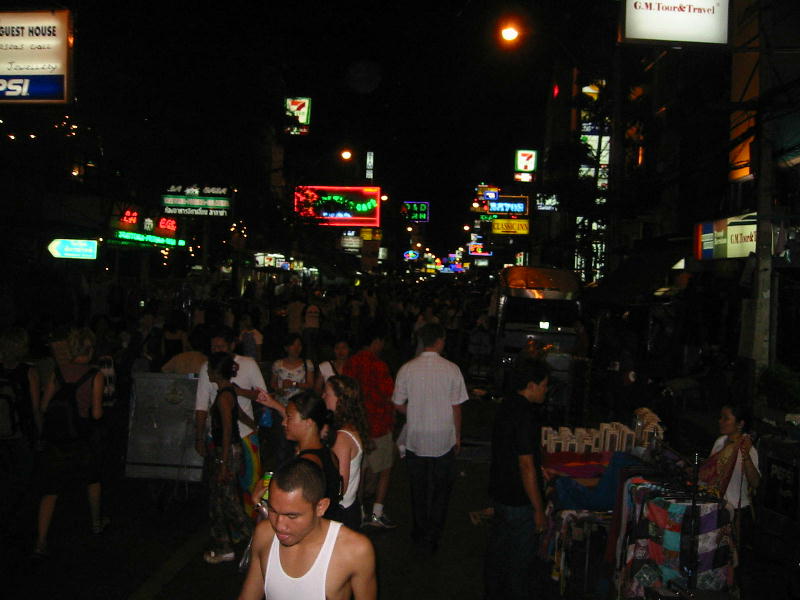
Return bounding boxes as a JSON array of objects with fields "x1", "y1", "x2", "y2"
[{"x1": 282, "y1": 390, "x2": 342, "y2": 519}]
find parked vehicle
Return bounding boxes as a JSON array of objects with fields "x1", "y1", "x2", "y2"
[{"x1": 493, "y1": 266, "x2": 587, "y2": 423}]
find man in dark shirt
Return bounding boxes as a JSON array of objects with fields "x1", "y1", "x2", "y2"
[{"x1": 485, "y1": 360, "x2": 549, "y2": 600}]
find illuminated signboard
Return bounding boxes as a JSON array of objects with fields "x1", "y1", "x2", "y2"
[
  {"x1": 468, "y1": 243, "x2": 492, "y2": 257},
  {"x1": 285, "y1": 97, "x2": 311, "y2": 135},
  {"x1": 515, "y1": 150, "x2": 537, "y2": 173},
  {"x1": 294, "y1": 185, "x2": 381, "y2": 227},
  {"x1": 162, "y1": 185, "x2": 232, "y2": 217},
  {"x1": 286, "y1": 97, "x2": 311, "y2": 125},
  {"x1": 488, "y1": 195, "x2": 529, "y2": 216},
  {"x1": 492, "y1": 219, "x2": 530, "y2": 235},
  {"x1": 48, "y1": 238, "x2": 97, "y2": 260},
  {"x1": 113, "y1": 230, "x2": 187, "y2": 248},
  {"x1": 472, "y1": 185, "x2": 500, "y2": 213},
  {"x1": 404, "y1": 250, "x2": 420, "y2": 260},
  {"x1": 514, "y1": 172, "x2": 534, "y2": 183},
  {"x1": 114, "y1": 206, "x2": 178, "y2": 238},
  {"x1": 120, "y1": 209, "x2": 138, "y2": 225},
  {"x1": 624, "y1": 0, "x2": 729, "y2": 45},
  {"x1": 693, "y1": 213, "x2": 763, "y2": 260},
  {"x1": 0, "y1": 10, "x2": 72, "y2": 104},
  {"x1": 403, "y1": 201, "x2": 430, "y2": 223},
  {"x1": 157, "y1": 217, "x2": 177, "y2": 233},
  {"x1": 340, "y1": 236, "x2": 363, "y2": 253}
]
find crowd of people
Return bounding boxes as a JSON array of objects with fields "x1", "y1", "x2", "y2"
[
  {"x1": 0, "y1": 276, "x2": 493, "y2": 597},
  {"x1": 0, "y1": 274, "x2": 761, "y2": 599}
]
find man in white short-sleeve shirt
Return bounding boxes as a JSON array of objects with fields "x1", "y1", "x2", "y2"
[{"x1": 392, "y1": 323, "x2": 468, "y2": 552}]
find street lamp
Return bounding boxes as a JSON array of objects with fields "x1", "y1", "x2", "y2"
[
  {"x1": 500, "y1": 25, "x2": 520, "y2": 42},
  {"x1": 340, "y1": 149, "x2": 353, "y2": 160}
]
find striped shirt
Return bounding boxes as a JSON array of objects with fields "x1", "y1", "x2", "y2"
[{"x1": 392, "y1": 351, "x2": 468, "y2": 457}]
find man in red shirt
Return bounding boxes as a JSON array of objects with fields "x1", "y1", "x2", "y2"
[{"x1": 343, "y1": 327, "x2": 397, "y2": 528}]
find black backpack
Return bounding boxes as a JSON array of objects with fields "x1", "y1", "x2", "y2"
[{"x1": 41, "y1": 366, "x2": 98, "y2": 443}]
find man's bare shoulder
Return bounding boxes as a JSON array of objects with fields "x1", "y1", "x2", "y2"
[
  {"x1": 253, "y1": 519, "x2": 275, "y2": 550},
  {"x1": 334, "y1": 524, "x2": 374, "y2": 563}
]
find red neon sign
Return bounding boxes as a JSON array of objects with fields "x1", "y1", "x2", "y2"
[
  {"x1": 294, "y1": 186, "x2": 381, "y2": 227},
  {"x1": 158, "y1": 217, "x2": 177, "y2": 232},
  {"x1": 120, "y1": 209, "x2": 139, "y2": 225}
]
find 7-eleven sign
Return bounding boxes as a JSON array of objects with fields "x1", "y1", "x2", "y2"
[
  {"x1": 515, "y1": 149, "x2": 538, "y2": 172},
  {"x1": 285, "y1": 97, "x2": 312, "y2": 125}
]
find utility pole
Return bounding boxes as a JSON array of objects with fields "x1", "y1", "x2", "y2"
[{"x1": 750, "y1": 0, "x2": 774, "y2": 385}]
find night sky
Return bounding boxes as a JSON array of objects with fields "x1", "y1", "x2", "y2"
[{"x1": 60, "y1": 0, "x2": 613, "y2": 254}]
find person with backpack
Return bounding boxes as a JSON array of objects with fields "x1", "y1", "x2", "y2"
[{"x1": 34, "y1": 327, "x2": 106, "y2": 557}]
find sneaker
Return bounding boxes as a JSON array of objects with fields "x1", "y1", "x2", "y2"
[
  {"x1": 363, "y1": 513, "x2": 398, "y2": 529},
  {"x1": 203, "y1": 550, "x2": 235, "y2": 564},
  {"x1": 92, "y1": 516, "x2": 111, "y2": 534}
]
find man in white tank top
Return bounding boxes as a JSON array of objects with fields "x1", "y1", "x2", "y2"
[{"x1": 238, "y1": 459, "x2": 376, "y2": 600}]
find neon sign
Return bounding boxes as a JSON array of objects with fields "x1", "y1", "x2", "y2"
[
  {"x1": 488, "y1": 196, "x2": 529, "y2": 216},
  {"x1": 403, "y1": 201, "x2": 430, "y2": 223},
  {"x1": 158, "y1": 218, "x2": 177, "y2": 232},
  {"x1": 120, "y1": 209, "x2": 139, "y2": 225},
  {"x1": 468, "y1": 243, "x2": 492, "y2": 257},
  {"x1": 294, "y1": 186, "x2": 381, "y2": 227},
  {"x1": 113, "y1": 230, "x2": 187, "y2": 247}
]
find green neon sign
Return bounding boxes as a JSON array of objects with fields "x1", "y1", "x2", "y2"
[{"x1": 114, "y1": 230, "x2": 187, "y2": 247}]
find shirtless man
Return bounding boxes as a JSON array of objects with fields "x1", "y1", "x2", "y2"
[{"x1": 238, "y1": 458, "x2": 377, "y2": 600}]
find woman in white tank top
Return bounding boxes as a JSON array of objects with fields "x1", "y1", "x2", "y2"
[{"x1": 323, "y1": 375, "x2": 372, "y2": 530}]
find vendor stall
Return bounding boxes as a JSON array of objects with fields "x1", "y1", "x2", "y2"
[{"x1": 539, "y1": 410, "x2": 737, "y2": 598}]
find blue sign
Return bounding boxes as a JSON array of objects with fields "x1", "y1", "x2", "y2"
[
  {"x1": 0, "y1": 75, "x2": 66, "y2": 101},
  {"x1": 484, "y1": 190, "x2": 499, "y2": 200},
  {"x1": 403, "y1": 250, "x2": 420, "y2": 260},
  {"x1": 489, "y1": 201, "x2": 526, "y2": 214},
  {"x1": 48, "y1": 238, "x2": 98, "y2": 260}
]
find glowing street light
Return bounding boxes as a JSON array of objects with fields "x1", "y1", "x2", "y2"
[
  {"x1": 501, "y1": 25, "x2": 519, "y2": 42},
  {"x1": 340, "y1": 149, "x2": 353, "y2": 160},
  {"x1": 463, "y1": 224, "x2": 471, "y2": 231}
]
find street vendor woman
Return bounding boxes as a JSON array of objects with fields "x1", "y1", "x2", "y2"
[
  {"x1": 701, "y1": 404, "x2": 760, "y2": 510},
  {"x1": 699, "y1": 404, "x2": 760, "y2": 593}
]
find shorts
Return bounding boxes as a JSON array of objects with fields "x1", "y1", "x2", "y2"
[{"x1": 364, "y1": 432, "x2": 395, "y2": 474}]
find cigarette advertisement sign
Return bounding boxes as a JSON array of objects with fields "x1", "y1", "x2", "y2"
[
  {"x1": 0, "y1": 10, "x2": 72, "y2": 103},
  {"x1": 492, "y1": 219, "x2": 529, "y2": 235},
  {"x1": 624, "y1": 0, "x2": 730, "y2": 45}
]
